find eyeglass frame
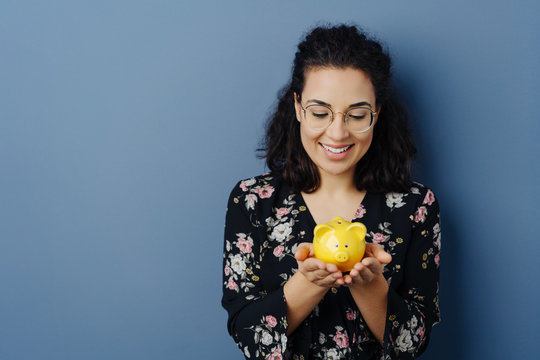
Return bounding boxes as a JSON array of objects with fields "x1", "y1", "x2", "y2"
[{"x1": 297, "y1": 101, "x2": 377, "y2": 134}]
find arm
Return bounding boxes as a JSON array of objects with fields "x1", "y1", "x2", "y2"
[
  {"x1": 222, "y1": 181, "x2": 343, "y2": 358},
  {"x1": 345, "y1": 244, "x2": 392, "y2": 343},
  {"x1": 222, "y1": 182, "x2": 288, "y2": 359},
  {"x1": 343, "y1": 188, "x2": 441, "y2": 358},
  {"x1": 381, "y1": 192, "x2": 441, "y2": 358},
  {"x1": 283, "y1": 243, "x2": 343, "y2": 335}
]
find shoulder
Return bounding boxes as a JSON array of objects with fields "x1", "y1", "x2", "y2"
[
  {"x1": 381, "y1": 182, "x2": 439, "y2": 214},
  {"x1": 227, "y1": 173, "x2": 289, "y2": 212},
  {"x1": 229, "y1": 173, "x2": 282, "y2": 196}
]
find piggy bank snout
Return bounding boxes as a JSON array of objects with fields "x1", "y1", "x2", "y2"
[{"x1": 334, "y1": 251, "x2": 349, "y2": 263}]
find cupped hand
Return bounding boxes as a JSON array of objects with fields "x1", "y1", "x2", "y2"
[
  {"x1": 295, "y1": 242, "x2": 344, "y2": 288},
  {"x1": 343, "y1": 243, "x2": 392, "y2": 287}
]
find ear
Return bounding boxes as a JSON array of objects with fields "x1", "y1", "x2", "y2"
[
  {"x1": 373, "y1": 104, "x2": 382, "y2": 125},
  {"x1": 346, "y1": 222, "x2": 367, "y2": 239},
  {"x1": 293, "y1": 92, "x2": 302, "y2": 123},
  {"x1": 314, "y1": 224, "x2": 333, "y2": 242}
]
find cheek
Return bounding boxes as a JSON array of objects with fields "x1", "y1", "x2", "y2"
[{"x1": 300, "y1": 125, "x2": 317, "y2": 148}]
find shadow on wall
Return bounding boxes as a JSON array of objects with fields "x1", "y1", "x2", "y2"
[{"x1": 395, "y1": 78, "x2": 465, "y2": 359}]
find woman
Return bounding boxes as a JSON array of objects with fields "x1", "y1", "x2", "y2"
[{"x1": 222, "y1": 24, "x2": 441, "y2": 359}]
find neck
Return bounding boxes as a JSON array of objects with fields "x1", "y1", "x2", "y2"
[{"x1": 316, "y1": 169, "x2": 358, "y2": 196}]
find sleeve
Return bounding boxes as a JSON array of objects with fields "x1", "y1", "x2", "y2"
[
  {"x1": 382, "y1": 188, "x2": 441, "y2": 359},
  {"x1": 221, "y1": 181, "x2": 289, "y2": 360}
]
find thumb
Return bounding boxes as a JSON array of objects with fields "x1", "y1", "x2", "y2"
[
  {"x1": 295, "y1": 242, "x2": 313, "y2": 261},
  {"x1": 367, "y1": 243, "x2": 392, "y2": 264}
]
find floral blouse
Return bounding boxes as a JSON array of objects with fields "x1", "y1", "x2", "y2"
[{"x1": 222, "y1": 173, "x2": 441, "y2": 359}]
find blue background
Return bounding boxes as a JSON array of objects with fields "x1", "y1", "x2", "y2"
[{"x1": 1, "y1": 1, "x2": 539, "y2": 359}]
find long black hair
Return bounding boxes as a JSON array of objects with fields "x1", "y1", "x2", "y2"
[{"x1": 259, "y1": 24, "x2": 416, "y2": 193}]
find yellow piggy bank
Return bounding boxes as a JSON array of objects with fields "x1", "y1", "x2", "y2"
[{"x1": 313, "y1": 216, "x2": 367, "y2": 272}]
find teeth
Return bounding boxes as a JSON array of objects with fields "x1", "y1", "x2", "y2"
[{"x1": 321, "y1": 144, "x2": 352, "y2": 154}]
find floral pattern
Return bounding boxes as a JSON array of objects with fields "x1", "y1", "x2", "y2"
[{"x1": 222, "y1": 174, "x2": 441, "y2": 359}]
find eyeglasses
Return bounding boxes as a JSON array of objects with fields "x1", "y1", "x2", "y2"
[{"x1": 298, "y1": 102, "x2": 377, "y2": 133}]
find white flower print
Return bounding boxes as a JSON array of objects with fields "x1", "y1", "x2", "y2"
[
  {"x1": 433, "y1": 222, "x2": 441, "y2": 250},
  {"x1": 261, "y1": 331, "x2": 273, "y2": 346},
  {"x1": 245, "y1": 193, "x2": 258, "y2": 210},
  {"x1": 230, "y1": 254, "x2": 246, "y2": 274},
  {"x1": 386, "y1": 193, "x2": 405, "y2": 209},
  {"x1": 270, "y1": 222, "x2": 292, "y2": 242},
  {"x1": 409, "y1": 315, "x2": 418, "y2": 329},
  {"x1": 280, "y1": 334, "x2": 287, "y2": 351},
  {"x1": 326, "y1": 348, "x2": 339, "y2": 360},
  {"x1": 244, "y1": 178, "x2": 256, "y2": 187},
  {"x1": 396, "y1": 328, "x2": 414, "y2": 352}
]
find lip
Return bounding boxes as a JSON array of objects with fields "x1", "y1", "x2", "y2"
[
  {"x1": 319, "y1": 143, "x2": 354, "y2": 160},
  {"x1": 321, "y1": 143, "x2": 352, "y2": 149}
]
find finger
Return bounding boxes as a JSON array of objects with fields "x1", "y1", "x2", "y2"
[
  {"x1": 361, "y1": 257, "x2": 384, "y2": 274},
  {"x1": 325, "y1": 263, "x2": 339, "y2": 273},
  {"x1": 295, "y1": 243, "x2": 312, "y2": 260},
  {"x1": 316, "y1": 272, "x2": 342, "y2": 287},
  {"x1": 366, "y1": 243, "x2": 392, "y2": 264},
  {"x1": 303, "y1": 257, "x2": 327, "y2": 271}
]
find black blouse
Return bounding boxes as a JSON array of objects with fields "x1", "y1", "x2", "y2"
[{"x1": 222, "y1": 173, "x2": 441, "y2": 359}]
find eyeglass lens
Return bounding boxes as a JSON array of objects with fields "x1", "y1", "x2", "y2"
[{"x1": 304, "y1": 105, "x2": 373, "y2": 132}]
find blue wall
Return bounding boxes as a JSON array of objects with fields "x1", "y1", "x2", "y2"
[{"x1": 1, "y1": 1, "x2": 539, "y2": 359}]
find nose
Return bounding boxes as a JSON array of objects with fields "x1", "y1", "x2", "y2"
[
  {"x1": 335, "y1": 251, "x2": 349, "y2": 263},
  {"x1": 326, "y1": 112, "x2": 349, "y2": 140}
]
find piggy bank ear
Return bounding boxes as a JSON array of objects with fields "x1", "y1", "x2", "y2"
[
  {"x1": 314, "y1": 224, "x2": 334, "y2": 241},
  {"x1": 346, "y1": 222, "x2": 367, "y2": 239}
]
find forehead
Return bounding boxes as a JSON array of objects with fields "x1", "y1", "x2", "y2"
[{"x1": 302, "y1": 67, "x2": 376, "y2": 106}]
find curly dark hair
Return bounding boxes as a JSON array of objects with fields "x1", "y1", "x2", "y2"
[{"x1": 259, "y1": 24, "x2": 416, "y2": 193}]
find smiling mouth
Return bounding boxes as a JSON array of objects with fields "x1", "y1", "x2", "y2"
[{"x1": 320, "y1": 144, "x2": 353, "y2": 154}]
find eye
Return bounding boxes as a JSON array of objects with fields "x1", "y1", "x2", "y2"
[
  {"x1": 308, "y1": 106, "x2": 331, "y2": 119},
  {"x1": 345, "y1": 244, "x2": 349, "y2": 248},
  {"x1": 348, "y1": 108, "x2": 370, "y2": 120},
  {"x1": 335, "y1": 243, "x2": 339, "y2": 248},
  {"x1": 311, "y1": 111, "x2": 330, "y2": 118}
]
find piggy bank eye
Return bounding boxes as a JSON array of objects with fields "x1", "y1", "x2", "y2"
[
  {"x1": 335, "y1": 243, "x2": 339, "y2": 248},
  {"x1": 345, "y1": 244, "x2": 349, "y2": 248}
]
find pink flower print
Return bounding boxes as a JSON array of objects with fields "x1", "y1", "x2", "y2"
[
  {"x1": 224, "y1": 265, "x2": 231, "y2": 276},
  {"x1": 236, "y1": 237, "x2": 253, "y2": 253},
  {"x1": 373, "y1": 232, "x2": 387, "y2": 243},
  {"x1": 346, "y1": 311, "x2": 356, "y2": 321},
  {"x1": 418, "y1": 326, "x2": 425, "y2": 341},
  {"x1": 239, "y1": 181, "x2": 248, "y2": 192},
  {"x1": 266, "y1": 315, "x2": 277, "y2": 328},
  {"x1": 354, "y1": 205, "x2": 366, "y2": 219},
  {"x1": 435, "y1": 253, "x2": 440, "y2": 266},
  {"x1": 334, "y1": 330, "x2": 349, "y2": 348},
  {"x1": 276, "y1": 207, "x2": 289, "y2": 217},
  {"x1": 423, "y1": 189, "x2": 435, "y2": 206},
  {"x1": 227, "y1": 278, "x2": 237, "y2": 291},
  {"x1": 267, "y1": 347, "x2": 282, "y2": 360},
  {"x1": 414, "y1": 206, "x2": 427, "y2": 223},
  {"x1": 273, "y1": 245, "x2": 284, "y2": 257},
  {"x1": 256, "y1": 185, "x2": 275, "y2": 199}
]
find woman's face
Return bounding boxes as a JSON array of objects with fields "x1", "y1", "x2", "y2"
[{"x1": 294, "y1": 67, "x2": 379, "y2": 180}]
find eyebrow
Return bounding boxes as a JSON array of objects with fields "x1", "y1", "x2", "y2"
[{"x1": 305, "y1": 99, "x2": 373, "y2": 108}]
